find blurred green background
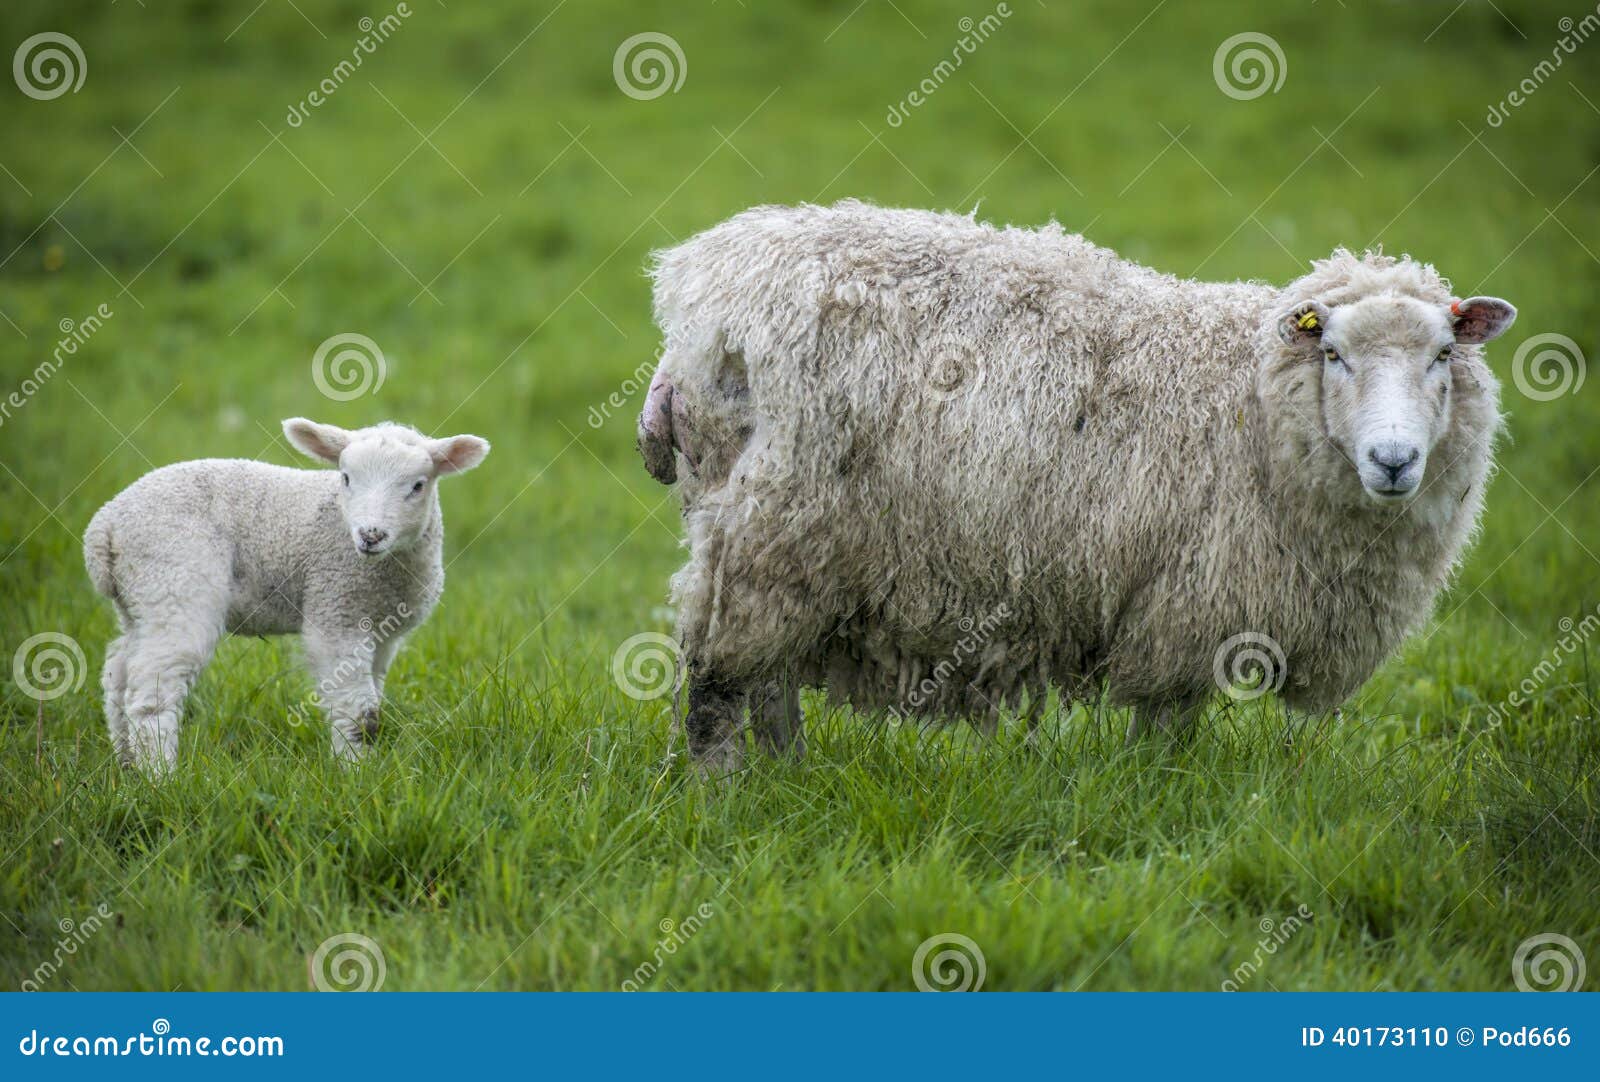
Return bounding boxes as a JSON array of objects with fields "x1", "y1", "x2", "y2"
[{"x1": 0, "y1": 0, "x2": 1596, "y2": 990}]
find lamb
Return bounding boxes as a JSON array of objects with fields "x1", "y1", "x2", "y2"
[
  {"x1": 83, "y1": 418, "x2": 490, "y2": 775},
  {"x1": 637, "y1": 200, "x2": 1517, "y2": 774}
]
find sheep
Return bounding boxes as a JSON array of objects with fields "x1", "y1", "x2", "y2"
[
  {"x1": 83, "y1": 418, "x2": 490, "y2": 775},
  {"x1": 636, "y1": 200, "x2": 1516, "y2": 774}
]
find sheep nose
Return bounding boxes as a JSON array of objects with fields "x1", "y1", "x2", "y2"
[
  {"x1": 1367, "y1": 442, "x2": 1420, "y2": 484},
  {"x1": 359, "y1": 527, "x2": 388, "y2": 545}
]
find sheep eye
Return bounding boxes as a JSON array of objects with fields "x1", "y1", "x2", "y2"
[
  {"x1": 410, "y1": 479, "x2": 426, "y2": 494},
  {"x1": 1433, "y1": 347, "x2": 1453, "y2": 366},
  {"x1": 341, "y1": 473, "x2": 349, "y2": 486},
  {"x1": 1323, "y1": 348, "x2": 1344, "y2": 367}
]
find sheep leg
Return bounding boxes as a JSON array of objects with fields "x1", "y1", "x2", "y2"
[
  {"x1": 1124, "y1": 698, "x2": 1202, "y2": 745},
  {"x1": 685, "y1": 671, "x2": 745, "y2": 780},
  {"x1": 369, "y1": 633, "x2": 403, "y2": 723},
  {"x1": 749, "y1": 674, "x2": 804, "y2": 759},
  {"x1": 121, "y1": 624, "x2": 221, "y2": 776},
  {"x1": 1022, "y1": 692, "x2": 1045, "y2": 750},
  {"x1": 306, "y1": 629, "x2": 381, "y2": 763},
  {"x1": 101, "y1": 633, "x2": 132, "y2": 764}
]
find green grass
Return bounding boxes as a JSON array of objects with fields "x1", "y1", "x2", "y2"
[{"x1": 1, "y1": 0, "x2": 1597, "y2": 990}]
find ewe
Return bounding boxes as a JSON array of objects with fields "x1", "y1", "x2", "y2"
[
  {"x1": 638, "y1": 201, "x2": 1516, "y2": 773},
  {"x1": 84, "y1": 418, "x2": 489, "y2": 774}
]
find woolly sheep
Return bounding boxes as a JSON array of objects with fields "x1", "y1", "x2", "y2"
[
  {"x1": 83, "y1": 418, "x2": 490, "y2": 775},
  {"x1": 637, "y1": 200, "x2": 1516, "y2": 774}
]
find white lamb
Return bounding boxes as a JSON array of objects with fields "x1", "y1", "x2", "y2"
[
  {"x1": 83, "y1": 418, "x2": 490, "y2": 775},
  {"x1": 637, "y1": 200, "x2": 1517, "y2": 774}
]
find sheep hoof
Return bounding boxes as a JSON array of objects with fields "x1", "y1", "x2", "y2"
[
  {"x1": 755, "y1": 732, "x2": 806, "y2": 760},
  {"x1": 749, "y1": 678, "x2": 805, "y2": 759},
  {"x1": 1124, "y1": 701, "x2": 1201, "y2": 747},
  {"x1": 691, "y1": 741, "x2": 745, "y2": 785}
]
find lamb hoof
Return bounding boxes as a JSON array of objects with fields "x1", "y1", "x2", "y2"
[
  {"x1": 126, "y1": 734, "x2": 177, "y2": 779},
  {"x1": 357, "y1": 709, "x2": 381, "y2": 742},
  {"x1": 126, "y1": 754, "x2": 174, "y2": 780}
]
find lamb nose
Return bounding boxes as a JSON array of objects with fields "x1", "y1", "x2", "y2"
[
  {"x1": 1368, "y1": 444, "x2": 1420, "y2": 482},
  {"x1": 359, "y1": 527, "x2": 388, "y2": 545}
]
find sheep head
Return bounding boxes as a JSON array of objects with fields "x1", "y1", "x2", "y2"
[
  {"x1": 1275, "y1": 292, "x2": 1514, "y2": 504},
  {"x1": 283, "y1": 418, "x2": 490, "y2": 557}
]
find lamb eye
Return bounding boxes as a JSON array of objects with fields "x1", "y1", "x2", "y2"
[
  {"x1": 410, "y1": 480, "x2": 425, "y2": 494},
  {"x1": 341, "y1": 473, "x2": 349, "y2": 486},
  {"x1": 1434, "y1": 347, "x2": 1453, "y2": 365},
  {"x1": 1323, "y1": 348, "x2": 1344, "y2": 366}
]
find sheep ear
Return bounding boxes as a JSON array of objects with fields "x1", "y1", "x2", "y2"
[
  {"x1": 1278, "y1": 301, "x2": 1330, "y2": 347},
  {"x1": 282, "y1": 418, "x2": 351, "y2": 464},
  {"x1": 428, "y1": 434, "x2": 490, "y2": 475},
  {"x1": 1451, "y1": 296, "x2": 1516, "y2": 344}
]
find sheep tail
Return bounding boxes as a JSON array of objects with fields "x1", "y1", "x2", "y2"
[
  {"x1": 637, "y1": 368, "x2": 697, "y2": 484},
  {"x1": 83, "y1": 508, "x2": 117, "y2": 600}
]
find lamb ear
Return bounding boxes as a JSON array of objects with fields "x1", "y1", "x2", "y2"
[
  {"x1": 1278, "y1": 301, "x2": 1331, "y2": 347},
  {"x1": 282, "y1": 418, "x2": 352, "y2": 464},
  {"x1": 427, "y1": 434, "x2": 490, "y2": 475},
  {"x1": 1451, "y1": 296, "x2": 1517, "y2": 344}
]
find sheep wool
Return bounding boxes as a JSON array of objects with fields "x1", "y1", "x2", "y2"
[
  {"x1": 84, "y1": 419, "x2": 489, "y2": 773},
  {"x1": 639, "y1": 200, "x2": 1514, "y2": 763}
]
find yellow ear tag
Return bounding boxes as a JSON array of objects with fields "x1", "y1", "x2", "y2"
[{"x1": 1297, "y1": 311, "x2": 1320, "y2": 331}]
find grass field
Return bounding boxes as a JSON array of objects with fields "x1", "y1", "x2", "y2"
[{"x1": 1, "y1": 0, "x2": 1597, "y2": 991}]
